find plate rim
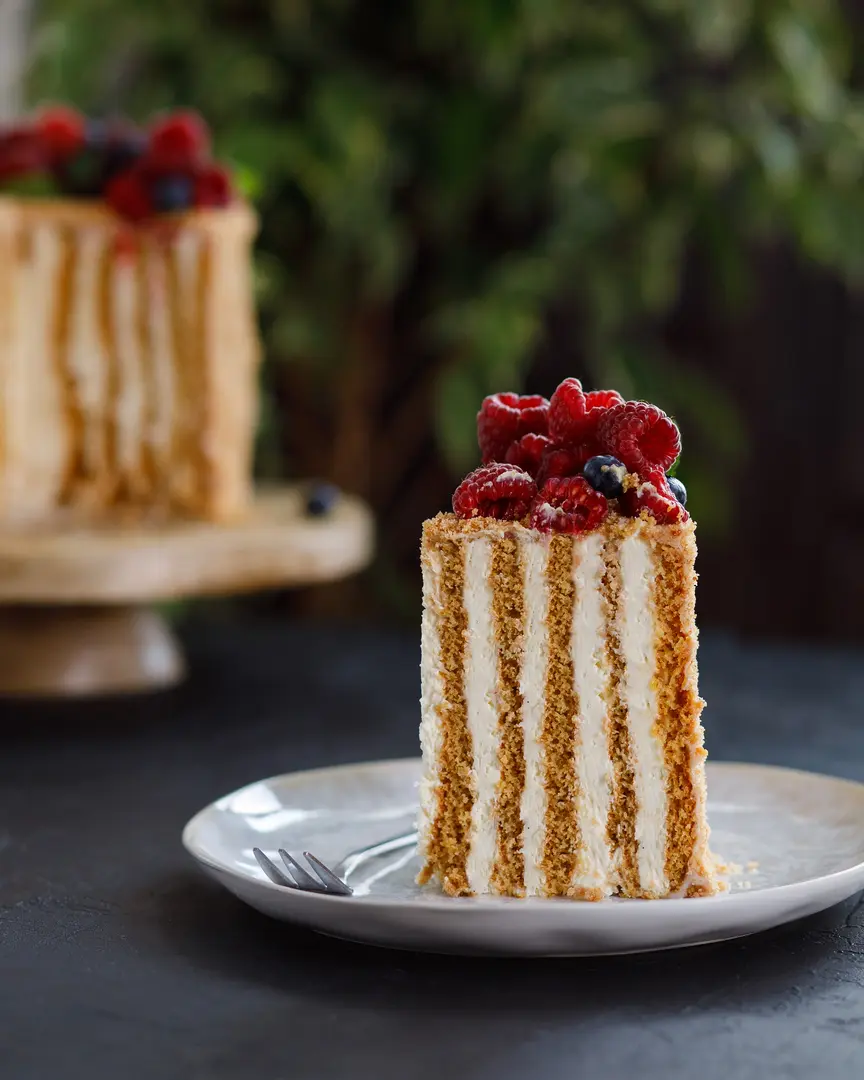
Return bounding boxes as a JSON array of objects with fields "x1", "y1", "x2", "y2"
[{"x1": 182, "y1": 757, "x2": 864, "y2": 913}]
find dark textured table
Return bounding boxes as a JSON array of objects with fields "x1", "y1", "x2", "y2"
[{"x1": 3, "y1": 616, "x2": 864, "y2": 1080}]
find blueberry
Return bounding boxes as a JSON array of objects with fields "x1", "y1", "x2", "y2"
[
  {"x1": 152, "y1": 174, "x2": 195, "y2": 213},
  {"x1": 101, "y1": 133, "x2": 146, "y2": 183},
  {"x1": 667, "y1": 476, "x2": 687, "y2": 506},
  {"x1": 583, "y1": 455, "x2": 626, "y2": 498},
  {"x1": 306, "y1": 482, "x2": 340, "y2": 517}
]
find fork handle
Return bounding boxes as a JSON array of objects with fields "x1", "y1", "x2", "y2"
[{"x1": 336, "y1": 829, "x2": 418, "y2": 878}]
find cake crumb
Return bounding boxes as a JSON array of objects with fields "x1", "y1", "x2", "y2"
[{"x1": 713, "y1": 858, "x2": 743, "y2": 876}]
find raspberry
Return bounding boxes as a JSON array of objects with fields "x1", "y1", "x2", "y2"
[
  {"x1": 34, "y1": 106, "x2": 85, "y2": 160},
  {"x1": 620, "y1": 471, "x2": 689, "y2": 524},
  {"x1": 452, "y1": 463, "x2": 536, "y2": 521},
  {"x1": 547, "y1": 378, "x2": 586, "y2": 443},
  {"x1": 504, "y1": 433, "x2": 551, "y2": 477},
  {"x1": 585, "y1": 389, "x2": 624, "y2": 412},
  {"x1": 193, "y1": 163, "x2": 232, "y2": 208},
  {"x1": 598, "y1": 401, "x2": 681, "y2": 475},
  {"x1": 548, "y1": 379, "x2": 624, "y2": 444},
  {"x1": 530, "y1": 476, "x2": 608, "y2": 534},
  {"x1": 105, "y1": 167, "x2": 153, "y2": 222},
  {"x1": 148, "y1": 111, "x2": 210, "y2": 171},
  {"x1": 536, "y1": 442, "x2": 598, "y2": 487},
  {"x1": 477, "y1": 392, "x2": 549, "y2": 463},
  {"x1": 0, "y1": 127, "x2": 45, "y2": 179}
]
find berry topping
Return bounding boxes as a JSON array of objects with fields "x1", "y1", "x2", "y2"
[
  {"x1": 504, "y1": 433, "x2": 552, "y2": 477},
  {"x1": 452, "y1": 463, "x2": 536, "y2": 521},
  {"x1": 306, "y1": 481, "x2": 340, "y2": 517},
  {"x1": 477, "y1": 392, "x2": 549, "y2": 464},
  {"x1": 583, "y1": 455, "x2": 627, "y2": 498},
  {"x1": 148, "y1": 110, "x2": 211, "y2": 171},
  {"x1": 667, "y1": 476, "x2": 687, "y2": 506},
  {"x1": 1, "y1": 107, "x2": 235, "y2": 223},
  {"x1": 457, "y1": 375, "x2": 693, "y2": 531},
  {"x1": 597, "y1": 401, "x2": 681, "y2": 475},
  {"x1": 620, "y1": 471, "x2": 689, "y2": 524},
  {"x1": 193, "y1": 163, "x2": 232, "y2": 208},
  {"x1": 548, "y1": 379, "x2": 624, "y2": 445},
  {"x1": 104, "y1": 168, "x2": 153, "y2": 222},
  {"x1": 530, "y1": 476, "x2": 609, "y2": 534},
  {"x1": 152, "y1": 173, "x2": 195, "y2": 213},
  {"x1": 34, "y1": 106, "x2": 85, "y2": 161},
  {"x1": 536, "y1": 442, "x2": 598, "y2": 486}
]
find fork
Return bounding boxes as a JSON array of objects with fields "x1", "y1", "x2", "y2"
[{"x1": 252, "y1": 828, "x2": 418, "y2": 897}]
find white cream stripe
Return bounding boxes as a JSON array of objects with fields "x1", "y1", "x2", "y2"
[
  {"x1": 144, "y1": 244, "x2": 176, "y2": 481},
  {"x1": 463, "y1": 537, "x2": 500, "y2": 894},
  {"x1": 519, "y1": 534, "x2": 549, "y2": 896},
  {"x1": 112, "y1": 257, "x2": 145, "y2": 488},
  {"x1": 67, "y1": 228, "x2": 109, "y2": 486},
  {"x1": 570, "y1": 533, "x2": 614, "y2": 895},
  {"x1": 619, "y1": 531, "x2": 668, "y2": 895},
  {"x1": 418, "y1": 547, "x2": 445, "y2": 860}
]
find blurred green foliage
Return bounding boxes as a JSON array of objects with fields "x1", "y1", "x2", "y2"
[{"x1": 27, "y1": 0, "x2": 864, "y2": 533}]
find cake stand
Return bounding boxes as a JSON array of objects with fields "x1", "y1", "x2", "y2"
[{"x1": 0, "y1": 485, "x2": 374, "y2": 697}]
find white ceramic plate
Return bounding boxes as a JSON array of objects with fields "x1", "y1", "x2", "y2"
[{"x1": 182, "y1": 758, "x2": 864, "y2": 956}]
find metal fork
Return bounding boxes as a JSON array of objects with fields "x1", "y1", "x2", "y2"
[{"x1": 252, "y1": 828, "x2": 418, "y2": 897}]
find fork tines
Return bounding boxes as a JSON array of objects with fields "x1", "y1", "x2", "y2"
[{"x1": 252, "y1": 847, "x2": 353, "y2": 896}]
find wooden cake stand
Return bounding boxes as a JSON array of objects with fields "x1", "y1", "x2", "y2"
[{"x1": 0, "y1": 485, "x2": 373, "y2": 697}]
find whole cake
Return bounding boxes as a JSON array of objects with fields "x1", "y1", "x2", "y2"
[
  {"x1": 0, "y1": 107, "x2": 260, "y2": 523},
  {"x1": 418, "y1": 379, "x2": 716, "y2": 899}
]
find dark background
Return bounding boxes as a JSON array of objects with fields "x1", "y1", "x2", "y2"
[{"x1": 6, "y1": 0, "x2": 864, "y2": 639}]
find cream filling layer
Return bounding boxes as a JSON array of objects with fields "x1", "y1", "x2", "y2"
[
  {"x1": 112, "y1": 258, "x2": 145, "y2": 486},
  {"x1": 67, "y1": 229, "x2": 110, "y2": 486},
  {"x1": 519, "y1": 535, "x2": 549, "y2": 896},
  {"x1": 418, "y1": 547, "x2": 445, "y2": 858},
  {"x1": 570, "y1": 533, "x2": 614, "y2": 895},
  {"x1": 144, "y1": 243, "x2": 176, "y2": 468},
  {"x1": 463, "y1": 538, "x2": 500, "y2": 894},
  {"x1": 619, "y1": 532, "x2": 668, "y2": 895}
]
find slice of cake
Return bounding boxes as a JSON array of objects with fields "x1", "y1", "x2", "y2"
[
  {"x1": 0, "y1": 107, "x2": 260, "y2": 524},
  {"x1": 418, "y1": 379, "x2": 716, "y2": 899}
]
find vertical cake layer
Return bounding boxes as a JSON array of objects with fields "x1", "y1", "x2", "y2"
[
  {"x1": 601, "y1": 532, "x2": 639, "y2": 895},
  {"x1": 570, "y1": 532, "x2": 615, "y2": 899},
  {"x1": 489, "y1": 535, "x2": 526, "y2": 896},
  {"x1": 541, "y1": 534, "x2": 580, "y2": 896},
  {"x1": 0, "y1": 198, "x2": 260, "y2": 523},
  {"x1": 418, "y1": 514, "x2": 715, "y2": 900},
  {"x1": 651, "y1": 523, "x2": 714, "y2": 896},
  {"x1": 417, "y1": 522, "x2": 473, "y2": 895},
  {"x1": 462, "y1": 536, "x2": 501, "y2": 893},
  {"x1": 518, "y1": 532, "x2": 549, "y2": 896},
  {"x1": 618, "y1": 528, "x2": 669, "y2": 897}
]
